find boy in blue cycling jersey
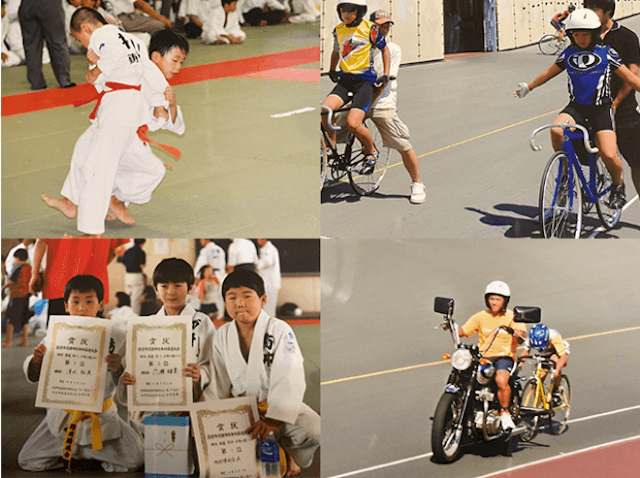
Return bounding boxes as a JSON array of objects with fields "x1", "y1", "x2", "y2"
[
  {"x1": 515, "y1": 8, "x2": 640, "y2": 209},
  {"x1": 322, "y1": 0, "x2": 390, "y2": 175}
]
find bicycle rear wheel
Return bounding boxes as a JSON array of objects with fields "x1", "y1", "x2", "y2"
[
  {"x1": 539, "y1": 34, "x2": 561, "y2": 55},
  {"x1": 347, "y1": 118, "x2": 390, "y2": 196},
  {"x1": 548, "y1": 375, "x2": 571, "y2": 435},
  {"x1": 519, "y1": 379, "x2": 542, "y2": 441},
  {"x1": 539, "y1": 152, "x2": 582, "y2": 238},
  {"x1": 594, "y1": 156, "x2": 622, "y2": 229},
  {"x1": 321, "y1": 136, "x2": 328, "y2": 189}
]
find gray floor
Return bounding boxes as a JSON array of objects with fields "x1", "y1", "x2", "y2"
[
  {"x1": 321, "y1": 14, "x2": 640, "y2": 239},
  {"x1": 321, "y1": 238, "x2": 640, "y2": 477},
  {"x1": 1, "y1": 324, "x2": 320, "y2": 477}
]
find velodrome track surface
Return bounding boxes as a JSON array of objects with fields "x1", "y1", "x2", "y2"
[
  {"x1": 321, "y1": 15, "x2": 640, "y2": 239},
  {"x1": 320, "y1": 239, "x2": 640, "y2": 478},
  {"x1": 1, "y1": 23, "x2": 319, "y2": 238}
]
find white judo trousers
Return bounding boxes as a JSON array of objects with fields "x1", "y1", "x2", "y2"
[{"x1": 202, "y1": 9, "x2": 246, "y2": 44}]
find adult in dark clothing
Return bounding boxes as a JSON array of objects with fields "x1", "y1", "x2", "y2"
[
  {"x1": 117, "y1": 239, "x2": 146, "y2": 315},
  {"x1": 18, "y1": 0, "x2": 75, "y2": 90},
  {"x1": 586, "y1": 0, "x2": 640, "y2": 197}
]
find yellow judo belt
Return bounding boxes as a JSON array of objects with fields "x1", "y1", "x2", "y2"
[{"x1": 62, "y1": 396, "x2": 114, "y2": 472}]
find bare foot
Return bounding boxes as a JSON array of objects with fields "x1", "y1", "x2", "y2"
[
  {"x1": 109, "y1": 196, "x2": 135, "y2": 225},
  {"x1": 1, "y1": 342, "x2": 12, "y2": 348},
  {"x1": 42, "y1": 195, "x2": 77, "y2": 219},
  {"x1": 106, "y1": 212, "x2": 116, "y2": 221},
  {"x1": 284, "y1": 451, "x2": 301, "y2": 477}
]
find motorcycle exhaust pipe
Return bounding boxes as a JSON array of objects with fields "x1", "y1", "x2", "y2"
[{"x1": 509, "y1": 425, "x2": 529, "y2": 437}]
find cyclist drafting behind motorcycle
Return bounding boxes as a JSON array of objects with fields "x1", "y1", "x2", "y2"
[
  {"x1": 520, "y1": 324, "x2": 570, "y2": 406},
  {"x1": 443, "y1": 281, "x2": 526, "y2": 430}
]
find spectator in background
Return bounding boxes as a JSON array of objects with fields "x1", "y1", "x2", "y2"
[
  {"x1": 5, "y1": 239, "x2": 36, "y2": 276},
  {"x1": 257, "y1": 239, "x2": 280, "y2": 317},
  {"x1": 2, "y1": 249, "x2": 32, "y2": 347},
  {"x1": 18, "y1": 0, "x2": 75, "y2": 89},
  {"x1": 239, "y1": 0, "x2": 289, "y2": 27},
  {"x1": 139, "y1": 281, "x2": 160, "y2": 316},
  {"x1": 117, "y1": 239, "x2": 146, "y2": 315},
  {"x1": 103, "y1": 0, "x2": 172, "y2": 33},
  {"x1": 226, "y1": 238, "x2": 258, "y2": 273},
  {"x1": 29, "y1": 239, "x2": 128, "y2": 323},
  {"x1": 202, "y1": 0, "x2": 246, "y2": 45},
  {"x1": 194, "y1": 239, "x2": 226, "y2": 278}
]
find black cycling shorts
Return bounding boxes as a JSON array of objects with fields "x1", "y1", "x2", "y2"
[
  {"x1": 617, "y1": 115, "x2": 640, "y2": 168},
  {"x1": 329, "y1": 78, "x2": 374, "y2": 113},
  {"x1": 561, "y1": 102, "x2": 615, "y2": 134}
]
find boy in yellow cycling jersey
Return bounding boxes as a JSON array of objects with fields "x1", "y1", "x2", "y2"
[{"x1": 322, "y1": 0, "x2": 390, "y2": 175}]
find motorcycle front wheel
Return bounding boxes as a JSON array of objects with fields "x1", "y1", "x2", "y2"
[{"x1": 431, "y1": 393, "x2": 465, "y2": 463}]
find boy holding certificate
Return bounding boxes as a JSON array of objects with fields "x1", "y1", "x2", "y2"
[
  {"x1": 18, "y1": 275, "x2": 144, "y2": 472},
  {"x1": 204, "y1": 270, "x2": 320, "y2": 477},
  {"x1": 121, "y1": 259, "x2": 215, "y2": 427}
]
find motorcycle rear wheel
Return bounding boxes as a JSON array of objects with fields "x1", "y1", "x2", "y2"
[{"x1": 431, "y1": 393, "x2": 465, "y2": 463}]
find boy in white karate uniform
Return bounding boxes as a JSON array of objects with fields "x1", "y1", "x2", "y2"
[
  {"x1": 18, "y1": 274, "x2": 144, "y2": 472},
  {"x1": 202, "y1": 0, "x2": 245, "y2": 45},
  {"x1": 204, "y1": 270, "x2": 320, "y2": 477},
  {"x1": 121, "y1": 258, "x2": 216, "y2": 436},
  {"x1": 40, "y1": 8, "x2": 150, "y2": 236}
]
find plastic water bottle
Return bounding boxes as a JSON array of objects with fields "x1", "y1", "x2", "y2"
[{"x1": 259, "y1": 432, "x2": 281, "y2": 478}]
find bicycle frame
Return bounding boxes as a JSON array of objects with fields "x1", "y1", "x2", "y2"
[
  {"x1": 530, "y1": 122, "x2": 609, "y2": 207},
  {"x1": 321, "y1": 106, "x2": 354, "y2": 175}
]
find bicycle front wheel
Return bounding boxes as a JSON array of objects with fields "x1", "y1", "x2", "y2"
[
  {"x1": 539, "y1": 152, "x2": 582, "y2": 238},
  {"x1": 519, "y1": 379, "x2": 542, "y2": 441},
  {"x1": 347, "y1": 118, "x2": 390, "y2": 196},
  {"x1": 594, "y1": 156, "x2": 622, "y2": 229},
  {"x1": 539, "y1": 34, "x2": 561, "y2": 55},
  {"x1": 321, "y1": 135, "x2": 328, "y2": 189},
  {"x1": 548, "y1": 375, "x2": 571, "y2": 435}
]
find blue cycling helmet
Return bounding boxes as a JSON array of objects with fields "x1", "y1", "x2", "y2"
[{"x1": 529, "y1": 324, "x2": 550, "y2": 350}]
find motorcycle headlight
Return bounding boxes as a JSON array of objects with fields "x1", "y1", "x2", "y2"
[{"x1": 451, "y1": 349, "x2": 473, "y2": 371}]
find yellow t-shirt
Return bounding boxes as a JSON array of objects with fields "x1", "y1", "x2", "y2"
[{"x1": 460, "y1": 309, "x2": 526, "y2": 359}]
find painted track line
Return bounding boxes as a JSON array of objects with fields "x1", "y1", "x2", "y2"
[
  {"x1": 586, "y1": 193, "x2": 640, "y2": 238},
  {"x1": 322, "y1": 325, "x2": 640, "y2": 386},
  {"x1": 325, "y1": 407, "x2": 640, "y2": 478},
  {"x1": 323, "y1": 109, "x2": 561, "y2": 190}
]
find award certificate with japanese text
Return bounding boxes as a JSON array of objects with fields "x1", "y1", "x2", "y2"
[
  {"x1": 127, "y1": 316, "x2": 192, "y2": 412},
  {"x1": 191, "y1": 397, "x2": 260, "y2": 478},
  {"x1": 35, "y1": 316, "x2": 111, "y2": 413}
]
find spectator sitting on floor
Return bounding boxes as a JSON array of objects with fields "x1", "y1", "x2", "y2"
[
  {"x1": 289, "y1": 0, "x2": 319, "y2": 23},
  {"x1": 202, "y1": 0, "x2": 245, "y2": 44},
  {"x1": 103, "y1": 0, "x2": 172, "y2": 34},
  {"x1": 240, "y1": 0, "x2": 289, "y2": 27},
  {"x1": 183, "y1": 0, "x2": 221, "y2": 39}
]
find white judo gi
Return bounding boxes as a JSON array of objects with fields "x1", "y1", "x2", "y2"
[
  {"x1": 194, "y1": 241, "x2": 227, "y2": 277},
  {"x1": 202, "y1": 7, "x2": 246, "y2": 45},
  {"x1": 228, "y1": 238, "x2": 258, "y2": 270},
  {"x1": 111, "y1": 66, "x2": 185, "y2": 206},
  {"x1": 18, "y1": 325, "x2": 144, "y2": 472},
  {"x1": 204, "y1": 310, "x2": 320, "y2": 469},
  {"x1": 125, "y1": 303, "x2": 216, "y2": 436},
  {"x1": 257, "y1": 241, "x2": 281, "y2": 317},
  {"x1": 60, "y1": 25, "x2": 153, "y2": 235}
]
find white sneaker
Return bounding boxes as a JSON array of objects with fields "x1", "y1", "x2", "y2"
[
  {"x1": 500, "y1": 411, "x2": 515, "y2": 430},
  {"x1": 410, "y1": 182, "x2": 426, "y2": 204}
]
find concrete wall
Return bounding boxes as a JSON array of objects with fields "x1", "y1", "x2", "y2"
[
  {"x1": 321, "y1": 0, "x2": 444, "y2": 72},
  {"x1": 497, "y1": 0, "x2": 640, "y2": 51}
]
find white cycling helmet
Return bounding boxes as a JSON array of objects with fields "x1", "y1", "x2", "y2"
[
  {"x1": 484, "y1": 281, "x2": 511, "y2": 311},
  {"x1": 337, "y1": 0, "x2": 368, "y2": 24},
  {"x1": 565, "y1": 8, "x2": 601, "y2": 48}
]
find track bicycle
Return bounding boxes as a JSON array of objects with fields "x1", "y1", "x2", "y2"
[
  {"x1": 320, "y1": 104, "x2": 391, "y2": 196},
  {"x1": 519, "y1": 355, "x2": 571, "y2": 439},
  {"x1": 538, "y1": 30, "x2": 570, "y2": 56},
  {"x1": 530, "y1": 122, "x2": 621, "y2": 238}
]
